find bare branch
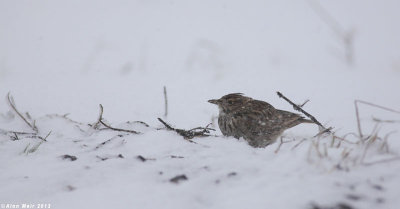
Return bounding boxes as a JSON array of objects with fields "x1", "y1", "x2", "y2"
[
  {"x1": 100, "y1": 120, "x2": 141, "y2": 134},
  {"x1": 157, "y1": 118, "x2": 214, "y2": 142},
  {"x1": 276, "y1": 91, "x2": 331, "y2": 133}
]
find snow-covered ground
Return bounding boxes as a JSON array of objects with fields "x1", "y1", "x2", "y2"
[{"x1": 1, "y1": 1, "x2": 400, "y2": 209}]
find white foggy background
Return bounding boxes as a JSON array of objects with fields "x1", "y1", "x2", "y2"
[{"x1": 1, "y1": 0, "x2": 400, "y2": 137}]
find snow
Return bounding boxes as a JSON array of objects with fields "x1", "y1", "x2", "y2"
[{"x1": 1, "y1": 0, "x2": 400, "y2": 209}]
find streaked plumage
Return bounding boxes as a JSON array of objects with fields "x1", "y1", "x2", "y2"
[{"x1": 208, "y1": 93, "x2": 313, "y2": 148}]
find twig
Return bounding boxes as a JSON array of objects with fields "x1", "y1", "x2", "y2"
[
  {"x1": 0, "y1": 129, "x2": 36, "y2": 135},
  {"x1": 372, "y1": 117, "x2": 400, "y2": 124},
  {"x1": 12, "y1": 132, "x2": 19, "y2": 140},
  {"x1": 43, "y1": 113, "x2": 87, "y2": 132},
  {"x1": 92, "y1": 104, "x2": 104, "y2": 129},
  {"x1": 136, "y1": 155, "x2": 156, "y2": 162},
  {"x1": 299, "y1": 99, "x2": 310, "y2": 108},
  {"x1": 291, "y1": 138, "x2": 307, "y2": 150},
  {"x1": 96, "y1": 154, "x2": 124, "y2": 161},
  {"x1": 380, "y1": 131, "x2": 397, "y2": 153},
  {"x1": 99, "y1": 120, "x2": 141, "y2": 134},
  {"x1": 7, "y1": 93, "x2": 38, "y2": 132},
  {"x1": 163, "y1": 86, "x2": 168, "y2": 117},
  {"x1": 126, "y1": 121, "x2": 150, "y2": 127},
  {"x1": 274, "y1": 137, "x2": 293, "y2": 153},
  {"x1": 92, "y1": 104, "x2": 141, "y2": 134},
  {"x1": 157, "y1": 118, "x2": 214, "y2": 141},
  {"x1": 312, "y1": 140, "x2": 323, "y2": 158},
  {"x1": 44, "y1": 113, "x2": 85, "y2": 125},
  {"x1": 23, "y1": 133, "x2": 49, "y2": 154},
  {"x1": 332, "y1": 134, "x2": 357, "y2": 145},
  {"x1": 157, "y1": 118, "x2": 196, "y2": 143},
  {"x1": 313, "y1": 127, "x2": 333, "y2": 138},
  {"x1": 362, "y1": 156, "x2": 400, "y2": 166},
  {"x1": 39, "y1": 131, "x2": 52, "y2": 142},
  {"x1": 354, "y1": 100, "x2": 363, "y2": 139},
  {"x1": 276, "y1": 92, "x2": 331, "y2": 133},
  {"x1": 94, "y1": 135, "x2": 124, "y2": 150},
  {"x1": 360, "y1": 132, "x2": 378, "y2": 164},
  {"x1": 188, "y1": 124, "x2": 216, "y2": 132}
]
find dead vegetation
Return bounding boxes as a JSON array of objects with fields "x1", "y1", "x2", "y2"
[
  {"x1": 275, "y1": 92, "x2": 400, "y2": 170},
  {"x1": 90, "y1": 104, "x2": 142, "y2": 134},
  {"x1": 1, "y1": 91, "x2": 217, "y2": 154},
  {"x1": 157, "y1": 118, "x2": 215, "y2": 142},
  {"x1": 1, "y1": 91, "x2": 399, "y2": 170}
]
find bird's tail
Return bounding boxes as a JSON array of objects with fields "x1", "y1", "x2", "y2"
[{"x1": 277, "y1": 109, "x2": 315, "y2": 129}]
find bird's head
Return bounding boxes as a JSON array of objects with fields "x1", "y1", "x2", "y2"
[{"x1": 208, "y1": 93, "x2": 251, "y2": 113}]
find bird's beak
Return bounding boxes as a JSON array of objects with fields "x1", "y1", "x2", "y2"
[{"x1": 208, "y1": 99, "x2": 219, "y2": 104}]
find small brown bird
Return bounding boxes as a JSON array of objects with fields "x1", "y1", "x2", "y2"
[{"x1": 208, "y1": 93, "x2": 313, "y2": 148}]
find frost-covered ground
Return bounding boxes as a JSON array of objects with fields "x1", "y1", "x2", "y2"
[{"x1": 1, "y1": 1, "x2": 400, "y2": 209}]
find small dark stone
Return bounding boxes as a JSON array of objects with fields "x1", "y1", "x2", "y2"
[
  {"x1": 227, "y1": 172, "x2": 237, "y2": 177},
  {"x1": 96, "y1": 156, "x2": 108, "y2": 161},
  {"x1": 308, "y1": 202, "x2": 354, "y2": 209},
  {"x1": 170, "y1": 155, "x2": 184, "y2": 159},
  {"x1": 372, "y1": 184, "x2": 384, "y2": 191},
  {"x1": 336, "y1": 203, "x2": 354, "y2": 209},
  {"x1": 170, "y1": 174, "x2": 188, "y2": 183},
  {"x1": 137, "y1": 155, "x2": 147, "y2": 162},
  {"x1": 117, "y1": 154, "x2": 124, "y2": 158},
  {"x1": 202, "y1": 166, "x2": 210, "y2": 171},
  {"x1": 309, "y1": 202, "x2": 321, "y2": 209},
  {"x1": 346, "y1": 194, "x2": 362, "y2": 201},
  {"x1": 66, "y1": 185, "x2": 76, "y2": 191},
  {"x1": 60, "y1": 155, "x2": 77, "y2": 161}
]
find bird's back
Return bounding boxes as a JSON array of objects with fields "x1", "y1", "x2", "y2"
[{"x1": 218, "y1": 98, "x2": 312, "y2": 147}]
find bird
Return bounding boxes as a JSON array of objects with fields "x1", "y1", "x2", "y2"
[{"x1": 208, "y1": 93, "x2": 314, "y2": 148}]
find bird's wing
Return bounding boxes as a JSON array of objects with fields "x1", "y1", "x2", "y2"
[{"x1": 231, "y1": 100, "x2": 278, "y2": 137}]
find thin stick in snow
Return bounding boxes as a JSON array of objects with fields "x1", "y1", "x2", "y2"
[
  {"x1": 7, "y1": 92, "x2": 38, "y2": 132},
  {"x1": 276, "y1": 91, "x2": 331, "y2": 134},
  {"x1": 92, "y1": 104, "x2": 141, "y2": 134},
  {"x1": 164, "y1": 86, "x2": 168, "y2": 117},
  {"x1": 157, "y1": 118, "x2": 214, "y2": 141}
]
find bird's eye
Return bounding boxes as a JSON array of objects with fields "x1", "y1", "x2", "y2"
[{"x1": 228, "y1": 101, "x2": 233, "y2": 105}]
